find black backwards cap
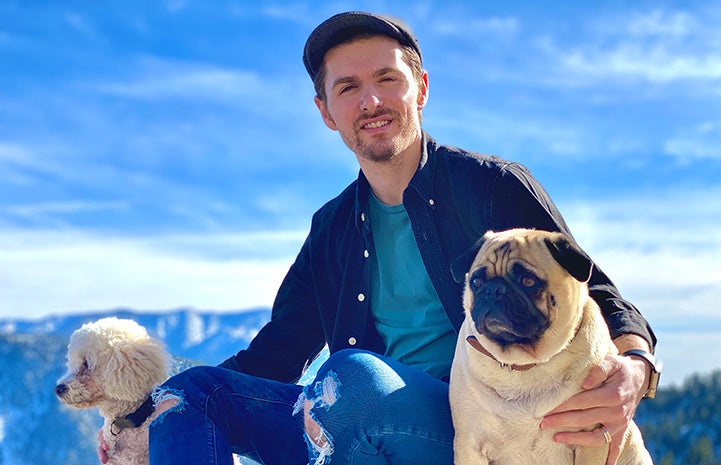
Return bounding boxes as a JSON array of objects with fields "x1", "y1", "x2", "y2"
[{"x1": 303, "y1": 11, "x2": 422, "y2": 81}]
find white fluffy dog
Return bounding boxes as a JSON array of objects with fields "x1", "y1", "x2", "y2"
[{"x1": 56, "y1": 317, "x2": 169, "y2": 465}]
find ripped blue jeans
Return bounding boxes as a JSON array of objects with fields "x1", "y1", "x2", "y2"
[{"x1": 148, "y1": 349, "x2": 455, "y2": 465}]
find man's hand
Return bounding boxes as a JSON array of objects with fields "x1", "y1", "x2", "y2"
[
  {"x1": 540, "y1": 353, "x2": 649, "y2": 465},
  {"x1": 97, "y1": 429, "x2": 109, "y2": 464}
]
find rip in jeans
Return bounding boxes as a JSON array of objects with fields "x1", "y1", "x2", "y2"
[
  {"x1": 149, "y1": 387, "x2": 186, "y2": 426},
  {"x1": 293, "y1": 371, "x2": 342, "y2": 465}
]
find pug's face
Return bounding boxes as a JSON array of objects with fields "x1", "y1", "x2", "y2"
[{"x1": 463, "y1": 229, "x2": 594, "y2": 366}]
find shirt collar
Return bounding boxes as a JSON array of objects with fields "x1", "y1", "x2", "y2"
[{"x1": 353, "y1": 131, "x2": 436, "y2": 232}]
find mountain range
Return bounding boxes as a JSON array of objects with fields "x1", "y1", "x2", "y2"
[
  {"x1": 0, "y1": 308, "x2": 271, "y2": 465},
  {"x1": 0, "y1": 308, "x2": 718, "y2": 465}
]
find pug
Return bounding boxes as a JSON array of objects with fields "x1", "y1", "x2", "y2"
[{"x1": 449, "y1": 229, "x2": 653, "y2": 465}]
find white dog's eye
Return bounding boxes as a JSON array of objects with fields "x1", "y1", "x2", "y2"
[{"x1": 81, "y1": 359, "x2": 90, "y2": 372}]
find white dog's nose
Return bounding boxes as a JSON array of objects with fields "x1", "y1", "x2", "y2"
[{"x1": 55, "y1": 383, "x2": 68, "y2": 398}]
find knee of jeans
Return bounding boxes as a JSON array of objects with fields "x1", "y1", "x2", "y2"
[
  {"x1": 316, "y1": 349, "x2": 379, "y2": 385},
  {"x1": 148, "y1": 366, "x2": 209, "y2": 426},
  {"x1": 149, "y1": 386, "x2": 185, "y2": 426},
  {"x1": 292, "y1": 370, "x2": 341, "y2": 465}
]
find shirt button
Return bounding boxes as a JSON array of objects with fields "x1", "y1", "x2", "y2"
[
  {"x1": 348, "y1": 337, "x2": 357, "y2": 346},
  {"x1": 360, "y1": 212, "x2": 366, "y2": 221},
  {"x1": 357, "y1": 293, "x2": 365, "y2": 302},
  {"x1": 429, "y1": 199, "x2": 435, "y2": 206},
  {"x1": 363, "y1": 249, "x2": 369, "y2": 258}
]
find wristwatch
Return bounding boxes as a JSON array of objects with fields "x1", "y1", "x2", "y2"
[{"x1": 623, "y1": 349, "x2": 661, "y2": 399}]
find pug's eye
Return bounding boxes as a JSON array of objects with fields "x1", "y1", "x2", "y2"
[
  {"x1": 468, "y1": 268, "x2": 487, "y2": 290},
  {"x1": 520, "y1": 276, "x2": 537, "y2": 288}
]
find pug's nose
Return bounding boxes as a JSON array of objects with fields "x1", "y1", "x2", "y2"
[{"x1": 483, "y1": 280, "x2": 507, "y2": 299}]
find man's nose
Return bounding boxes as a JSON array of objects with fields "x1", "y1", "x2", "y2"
[{"x1": 360, "y1": 90, "x2": 382, "y2": 112}]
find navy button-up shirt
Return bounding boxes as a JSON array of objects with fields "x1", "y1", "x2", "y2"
[{"x1": 220, "y1": 133, "x2": 655, "y2": 383}]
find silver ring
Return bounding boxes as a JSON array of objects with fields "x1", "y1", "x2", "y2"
[{"x1": 599, "y1": 424, "x2": 612, "y2": 444}]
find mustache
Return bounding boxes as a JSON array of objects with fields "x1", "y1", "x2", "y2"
[{"x1": 355, "y1": 109, "x2": 396, "y2": 128}]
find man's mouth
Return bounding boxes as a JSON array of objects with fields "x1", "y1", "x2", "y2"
[{"x1": 362, "y1": 119, "x2": 391, "y2": 130}]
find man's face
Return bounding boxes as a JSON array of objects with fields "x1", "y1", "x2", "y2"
[{"x1": 315, "y1": 35, "x2": 428, "y2": 164}]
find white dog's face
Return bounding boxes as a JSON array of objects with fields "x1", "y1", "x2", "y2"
[{"x1": 55, "y1": 318, "x2": 168, "y2": 409}]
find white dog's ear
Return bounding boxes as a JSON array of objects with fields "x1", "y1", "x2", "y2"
[{"x1": 101, "y1": 338, "x2": 169, "y2": 401}]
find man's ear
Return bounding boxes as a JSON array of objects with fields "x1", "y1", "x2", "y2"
[
  {"x1": 417, "y1": 71, "x2": 429, "y2": 110},
  {"x1": 314, "y1": 96, "x2": 338, "y2": 131}
]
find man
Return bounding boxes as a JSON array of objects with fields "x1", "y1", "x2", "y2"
[{"x1": 102, "y1": 11, "x2": 657, "y2": 465}]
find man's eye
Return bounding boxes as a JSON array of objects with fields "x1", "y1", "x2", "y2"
[{"x1": 339, "y1": 84, "x2": 356, "y2": 94}]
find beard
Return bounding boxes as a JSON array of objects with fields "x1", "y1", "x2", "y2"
[{"x1": 341, "y1": 109, "x2": 420, "y2": 164}]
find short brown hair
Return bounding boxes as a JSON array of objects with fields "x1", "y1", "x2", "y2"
[{"x1": 313, "y1": 37, "x2": 424, "y2": 102}]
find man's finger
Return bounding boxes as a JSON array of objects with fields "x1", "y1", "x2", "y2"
[
  {"x1": 606, "y1": 440, "x2": 622, "y2": 465},
  {"x1": 544, "y1": 387, "x2": 612, "y2": 417},
  {"x1": 552, "y1": 425, "x2": 612, "y2": 447},
  {"x1": 541, "y1": 405, "x2": 612, "y2": 431},
  {"x1": 582, "y1": 357, "x2": 619, "y2": 390}
]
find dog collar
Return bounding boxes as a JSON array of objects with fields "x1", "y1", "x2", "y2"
[
  {"x1": 466, "y1": 336, "x2": 538, "y2": 372},
  {"x1": 110, "y1": 396, "x2": 154, "y2": 435}
]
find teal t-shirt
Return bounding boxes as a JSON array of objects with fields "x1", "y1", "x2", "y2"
[{"x1": 368, "y1": 193, "x2": 457, "y2": 379}]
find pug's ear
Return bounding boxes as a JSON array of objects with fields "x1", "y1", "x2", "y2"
[
  {"x1": 450, "y1": 235, "x2": 488, "y2": 283},
  {"x1": 544, "y1": 235, "x2": 594, "y2": 283}
]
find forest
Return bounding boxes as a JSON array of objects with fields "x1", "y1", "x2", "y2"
[{"x1": 636, "y1": 370, "x2": 721, "y2": 465}]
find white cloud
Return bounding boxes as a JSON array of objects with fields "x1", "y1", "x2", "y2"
[
  {"x1": 664, "y1": 120, "x2": 721, "y2": 161},
  {"x1": 93, "y1": 66, "x2": 266, "y2": 101},
  {"x1": 420, "y1": 6, "x2": 721, "y2": 91},
  {"x1": 163, "y1": 0, "x2": 188, "y2": 13},
  {"x1": 1, "y1": 1, "x2": 719, "y2": 388},
  {"x1": 426, "y1": 105, "x2": 587, "y2": 159},
  {"x1": 0, "y1": 141, "x2": 93, "y2": 191},
  {"x1": 626, "y1": 9, "x2": 696, "y2": 37},
  {"x1": 433, "y1": 16, "x2": 520, "y2": 39},
  {"x1": 560, "y1": 187, "x2": 721, "y2": 385},
  {"x1": 555, "y1": 8, "x2": 721, "y2": 85},
  {"x1": 0, "y1": 229, "x2": 306, "y2": 319},
  {"x1": 260, "y1": 4, "x2": 314, "y2": 24},
  {"x1": 653, "y1": 331, "x2": 721, "y2": 387},
  {"x1": 562, "y1": 186, "x2": 721, "y2": 324},
  {"x1": 1, "y1": 181, "x2": 719, "y2": 386},
  {"x1": 63, "y1": 12, "x2": 99, "y2": 40},
  {"x1": 558, "y1": 44, "x2": 721, "y2": 84},
  {"x1": 2, "y1": 200, "x2": 128, "y2": 221},
  {"x1": 0, "y1": 142, "x2": 32, "y2": 163}
]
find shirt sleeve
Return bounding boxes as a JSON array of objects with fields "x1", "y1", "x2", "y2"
[
  {"x1": 218, "y1": 234, "x2": 326, "y2": 382},
  {"x1": 487, "y1": 162, "x2": 657, "y2": 349}
]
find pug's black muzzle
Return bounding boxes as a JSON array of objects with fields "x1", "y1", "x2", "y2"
[{"x1": 471, "y1": 276, "x2": 549, "y2": 348}]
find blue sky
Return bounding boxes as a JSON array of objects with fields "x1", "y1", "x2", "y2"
[{"x1": 1, "y1": 1, "x2": 719, "y2": 385}]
